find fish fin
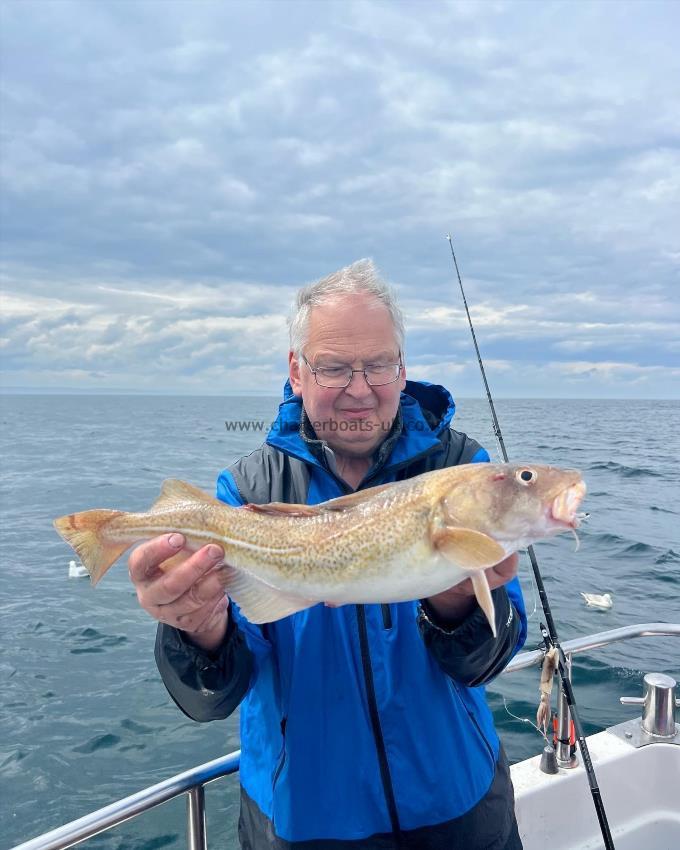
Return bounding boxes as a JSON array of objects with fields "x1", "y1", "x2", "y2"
[
  {"x1": 470, "y1": 571, "x2": 497, "y2": 638},
  {"x1": 320, "y1": 483, "x2": 396, "y2": 511},
  {"x1": 243, "y1": 482, "x2": 397, "y2": 518},
  {"x1": 152, "y1": 479, "x2": 220, "y2": 511},
  {"x1": 432, "y1": 528, "x2": 501, "y2": 635},
  {"x1": 219, "y1": 566, "x2": 316, "y2": 623},
  {"x1": 243, "y1": 502, "x2": 321, "y2": 518},
  {"x1": 432, "y1": 527, "x2": 506, "y2": 570},
  {"x1": 53, "y1": 510, "x2": 129, "y2": 586}
]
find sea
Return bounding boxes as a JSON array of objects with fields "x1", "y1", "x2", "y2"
[{"x1": 1, "y1": 394, "x2": 678, "y2": 850}]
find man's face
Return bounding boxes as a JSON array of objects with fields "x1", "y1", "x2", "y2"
[{"x1": 289, "y1": 293, "x2": 406, "y2": 460}]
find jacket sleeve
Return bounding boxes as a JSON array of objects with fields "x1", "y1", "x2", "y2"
[
  {"x1": 419, "y1": 435, "x2": 528, "y2": 686},
  {"x1": 418, "y1": 579, "x2": 525, "y2": 687},
  {"x1": 153, "y1": 468, "x2": 257, "y2": 722},
  {"x1": 155, "y1": 604, "x2": 255, "y2": 722}
]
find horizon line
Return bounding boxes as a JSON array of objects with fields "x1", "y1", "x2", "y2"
[{"x1": 1, "y1": 387, "x2": 677, "y2": 402}]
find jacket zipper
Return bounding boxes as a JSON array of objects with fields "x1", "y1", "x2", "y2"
[
  {"x1": 272, "y1": 716, "x2": 287, "y2": 790},
  {"x1": 381, "y1": 604, "x2": 392, "y2": 630},
  {"x1": 362, "y1": 445, "x2": 443, "y2": 489},
  {"x1": 452, "y1": 682, "x2": 495, "y2": 768},
  {"x1": 356, "y1": 605, "x2": 401, "y2": 839}
]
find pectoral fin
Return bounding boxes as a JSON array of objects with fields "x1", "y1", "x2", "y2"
[
  {"x1": 470, "y1": 571, "x2": 497, "y2": 638},
  {"x1": 431, "y1": 527, "x2": 506, "y2": 570},
  {"x1": 219, "y1": 566, "x2": 316, "y2": 623},
  {"x1": 432, "y1": 527, "x2": 503, "y2": 637}
]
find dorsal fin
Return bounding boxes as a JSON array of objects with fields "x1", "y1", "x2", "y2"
[
  {"x1": 152, "y1": 479, "x2": 221, "y2": 512},
  {"x1": 243, "y1": 501, "x2": 322, "y2": 518},
  {"x1": 321, "y1": 482, "x2": 395, "y2": 511},
  {"x1": 243, "y1": 481, "x2": 397, "y2": 518}
]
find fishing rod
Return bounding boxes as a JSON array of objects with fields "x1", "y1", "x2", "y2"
[{"x1": 446, "y1": 234, "x2": 616, "y2": 850}]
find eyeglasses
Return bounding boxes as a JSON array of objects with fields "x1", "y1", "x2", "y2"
[{"x1": 302, "y1": 354, "x2": 403, "y2": 388}]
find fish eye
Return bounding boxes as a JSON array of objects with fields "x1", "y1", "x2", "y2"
[{"x1": 516, "y1": 468, "x2": 536, "y2": 485}]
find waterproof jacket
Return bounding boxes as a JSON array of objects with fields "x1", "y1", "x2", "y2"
[{"x1": 155, "y1": 381, "x2": 528, "y2": 849}]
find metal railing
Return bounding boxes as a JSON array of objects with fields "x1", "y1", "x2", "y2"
[
  {"x1": 10, "y1": 622, "x2": 680, "y2": 850},
  {"x1": 502, "y1": 622, "x2": 680, "y2": 767},
  {"x1": 503, "y1": 622, "x2": 680, "y2": 673},
  {"x1": 9, "y1": 751, "x2": 241, "y2": 850}
]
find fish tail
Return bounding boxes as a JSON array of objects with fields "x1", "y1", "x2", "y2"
[{"x1": 53, "y1": 510, "x2": 129, "y2": 586}]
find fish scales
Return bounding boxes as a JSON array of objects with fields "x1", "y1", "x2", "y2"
[{"x1": 118, "y1": 495, "x2": 432, "y2": 586}]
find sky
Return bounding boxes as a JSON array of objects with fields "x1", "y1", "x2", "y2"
[{"x1": 1, "y1": 0, "x2": 678, "y2": 398}]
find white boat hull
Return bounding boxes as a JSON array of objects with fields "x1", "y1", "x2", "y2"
[{"x1": 512, "y1": 720, "x2": 680, "y2": 849}]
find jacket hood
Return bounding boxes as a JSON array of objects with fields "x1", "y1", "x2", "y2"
[{"x1": 268, "y1": 379, "x2": 456, "y2": 468}]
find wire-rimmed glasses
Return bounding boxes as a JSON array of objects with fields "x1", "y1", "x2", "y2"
[{"x1": 302, "y1": 354, "x2": 403, "y2": 388}]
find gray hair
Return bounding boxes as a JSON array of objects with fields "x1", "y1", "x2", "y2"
[{"x1": 288, "y1": 258, "x2": 405, "y2": 355}]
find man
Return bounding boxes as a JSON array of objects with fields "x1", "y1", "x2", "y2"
[{"x1": 129, "y1": 259, "x2": 527, "y2": 849}]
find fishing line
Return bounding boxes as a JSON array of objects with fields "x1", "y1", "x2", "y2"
[
  {"x1": 501, "y1": 693, "x2": 551, "y2": 746},
  {"x1": 446, "y1": 234, "x2": 616, "y2": 850}
]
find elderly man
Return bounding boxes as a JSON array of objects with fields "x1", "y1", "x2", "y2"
[{"x1": 129, "y1": 260, "x2": 527, "y2": 849}]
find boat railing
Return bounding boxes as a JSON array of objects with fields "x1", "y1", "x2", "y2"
[
  {"x1": 503, "y1": 621, "x2": 680, "y2": 768},
  {"x1": 9, "y1": 622, "x2": 680, "y2": 850}
]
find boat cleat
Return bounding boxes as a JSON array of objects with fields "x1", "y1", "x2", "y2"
[{"x1": 615, "y1": 672, "x2": 680, "y2": 747}]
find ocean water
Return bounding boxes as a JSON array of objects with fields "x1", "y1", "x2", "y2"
[{"x1": 1, "y1": 394, "x2": 678, "y2": 850}]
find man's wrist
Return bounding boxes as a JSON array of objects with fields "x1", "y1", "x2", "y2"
[
  {"x1": 424, "y1": 591, "x2": 477, "y2": 630},
  {"x1": 183, "y1": 611, "x2": 229, "y2": 655}
]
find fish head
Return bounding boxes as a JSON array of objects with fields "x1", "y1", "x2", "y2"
[{"x1": 439, "y1": 463, "x2": 587, "y2": 551}]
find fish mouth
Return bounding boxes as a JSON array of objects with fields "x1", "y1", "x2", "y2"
[{"x1": 551, "y1": 480, "x2": 587, "y2": 528}]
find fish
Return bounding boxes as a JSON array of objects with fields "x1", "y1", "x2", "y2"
[
  {"x1": 580, "y1": 592, "x2": 612, "y2": 609},
  {"x1": 53, "y1": 463, "x2": 587, "y2": 636}
]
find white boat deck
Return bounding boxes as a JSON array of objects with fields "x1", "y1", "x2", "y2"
[{"x1": 512, "y1": 720, "x2": 680, "y2": 850}]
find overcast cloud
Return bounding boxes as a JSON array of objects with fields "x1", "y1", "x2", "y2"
[{"x1": 1, "y1": 0, "x2": 678, "y2": 398}]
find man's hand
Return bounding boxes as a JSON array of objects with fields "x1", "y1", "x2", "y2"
[
  {"x1": 128, "y1": 533, "x2": 229, "y2": 652},
  {"x1": 425, "y1": 553, "x2": 519, "y2": 628}
]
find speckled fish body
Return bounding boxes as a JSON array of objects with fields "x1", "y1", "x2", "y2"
[{"x1": 54, "y1": 463, "x2": 586, "y2": 629}]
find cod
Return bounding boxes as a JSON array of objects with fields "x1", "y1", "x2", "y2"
[{"x1": 54, "y1": 463, "x2": 586, "y2": 635}]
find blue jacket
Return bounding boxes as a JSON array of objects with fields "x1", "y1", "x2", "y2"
[{"x1": 155, "y1": 381, "x2": 527, "y2": 849}]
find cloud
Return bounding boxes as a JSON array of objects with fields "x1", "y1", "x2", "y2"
[{"x1": 0, "y1": 0, "x2": 678, "y2": 397}]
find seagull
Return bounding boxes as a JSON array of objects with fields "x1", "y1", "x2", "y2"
[
  {"x1": 68, "y1": 559, "x2": 89, "y2": 579},
  {"x1": 580, "y1": 592, "x2": 613, "y2": 609}
]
